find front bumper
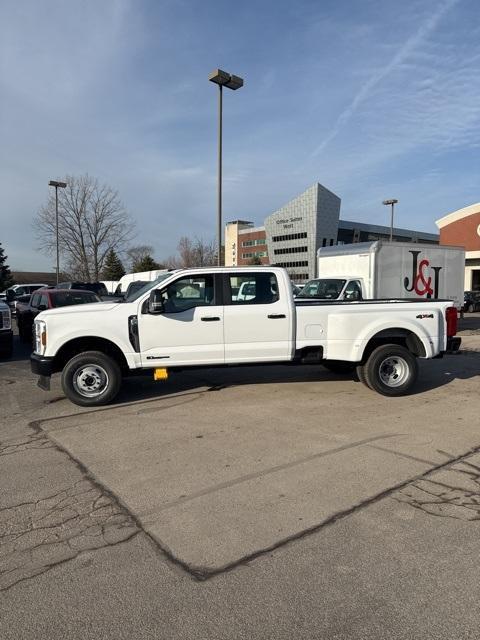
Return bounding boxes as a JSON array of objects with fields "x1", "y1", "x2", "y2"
[{"x1": 30, "y1": 353, "x2": 54, "y2": 376}]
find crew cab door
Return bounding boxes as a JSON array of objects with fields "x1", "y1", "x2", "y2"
[
  {"x1": 223, "y1": 271, "x2": 292, "y2": 362},
  {"x1": 138, "y1": 273, "x2": 224, "y2": 366}
]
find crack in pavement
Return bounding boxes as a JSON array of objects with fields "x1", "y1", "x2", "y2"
[
  {"x1": 395, "y1": 453, "x2": 480, "y2": 521},
  {"x1": 0, "y1": 433, "x2": 139, "y2": 592},
  {"x1": 0, "y1": 433, "x2": 55, "y2": 457}
]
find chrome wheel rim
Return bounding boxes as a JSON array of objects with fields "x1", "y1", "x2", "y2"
[
  {"x1": 73, "y1": 364, "x2": 109, "y2": 398},
  {"x1": 378, "y1": 356, "x2": 409, "y2": 388}
]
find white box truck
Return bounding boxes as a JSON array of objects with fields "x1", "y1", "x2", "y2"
[{"x1": 299, "y1": 241, "x2": 464, "y2": 308}]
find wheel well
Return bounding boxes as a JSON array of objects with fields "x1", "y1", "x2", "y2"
[
  {"x1": 361, "y1": 329, "x2": 426, "y2": 363},
  {"x1": 52, "y1": 337, "x2": 129, "y2": 373}
]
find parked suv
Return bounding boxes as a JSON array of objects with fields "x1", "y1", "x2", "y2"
[
  {"x1": 0, "y1": 300, "x2": 13, "y2": 358},
  {"x1": 5, "y1": 284, "x2": 48, "y2": 314},
  {"x1": 463, "y1": 291, "x2": 480, "y2": 313}
]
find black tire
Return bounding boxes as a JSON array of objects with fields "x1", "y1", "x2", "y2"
[
  {"x1": 356, "y1": 364, "x2": 370, "y2": 388},
  {"x1": 322, "y1": 360, "x2": 356, "y2": 375},
  {"x1": 61, "y1": 350, "x2": 122, "y2": 407},
  {"x1": 0, "y1": 342, "x2": 13, "y2": 359},
  {"x1": 364, "y1": 344, "x2": 418, "y2": 397}
]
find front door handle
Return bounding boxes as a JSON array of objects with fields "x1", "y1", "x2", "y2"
[
  {"x1": 268, "y1": 314, "x2": 286, "y2": 319},
  {"x1": 201, "y1": 316, "x2": 221, "y2": 322}
]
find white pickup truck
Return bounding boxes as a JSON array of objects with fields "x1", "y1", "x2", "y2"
[{"x1": 30, "y1": 267, "x2": 461, "y2": 406}]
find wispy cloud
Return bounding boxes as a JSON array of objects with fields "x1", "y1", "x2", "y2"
[{"x1": 311, "y1": 0, "x2": 460, "y2": 157}]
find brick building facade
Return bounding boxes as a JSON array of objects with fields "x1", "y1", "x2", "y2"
[{"x1": 436, "y1": 203, "x2": 480, "y2": 290}]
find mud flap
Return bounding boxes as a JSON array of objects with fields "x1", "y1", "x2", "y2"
[{"x1": 37, "y1": 375, "x2": 51, "y2": 391}]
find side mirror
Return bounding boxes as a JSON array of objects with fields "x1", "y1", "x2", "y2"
[
  {"x1": 38, "y1": 304, "x2": 47, "y2": 312},
  {"x1": 6, "y1": 290, "x2": 15, "y2": 302},
  {"x1": 148, "y1": 290, "x2": 164, "y2": 314}
]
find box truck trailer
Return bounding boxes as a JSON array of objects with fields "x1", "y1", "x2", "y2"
[{"x1": 297, "y1": 241, "x2": 464, "y2": 308}]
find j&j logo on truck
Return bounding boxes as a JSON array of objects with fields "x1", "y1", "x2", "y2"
[{"x1": 404, "y1": 250, "x2": 442, "y2": 298}]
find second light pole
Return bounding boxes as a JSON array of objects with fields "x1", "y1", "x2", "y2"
[
  {"x1": 49, "y1": 179, "x2": 67, "y2": 284},
  {"x1": 382, "y1": 198, "x2": 398, "y2": 242},
  {"x1": 209, "y1": 69, "x2": 244, "y2": 265}
]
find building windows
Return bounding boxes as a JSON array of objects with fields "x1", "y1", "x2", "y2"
[
  {"x1": 273, "y1": 260, "x2": 308, "y2": 268},
  {"x1": 241, "y1": 239, "x2": 266, "y2": 247},
  {"x1": 273, "y1": 246, "x2": 308, "y2": 255},
  {"x1": 242, "y1": 251, "x2": 268, "y2": 259},
  {"x1": 291, "y1": 273, "x2": 309, "y2": 281},
  {"x1": 272, "y1": 232, "x2": 307, "y2": 242}
]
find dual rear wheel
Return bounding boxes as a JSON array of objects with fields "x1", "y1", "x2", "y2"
[{"x1": 325, "y1": 344, "x2": 418, "y2": 397}]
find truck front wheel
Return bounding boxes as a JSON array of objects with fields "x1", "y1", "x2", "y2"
[
  {"x1": 364, "y1": 344, "x2": 418, "y2": 396},
  {"x1": 61, "y1": 351, "x2": 122, "y2": 407}
]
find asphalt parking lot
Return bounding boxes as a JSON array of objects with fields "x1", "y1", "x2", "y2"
[{"x1": 2, "y1": 318, "x2": 480, "y2": 639}]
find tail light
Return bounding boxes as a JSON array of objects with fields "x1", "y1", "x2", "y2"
[{"x1": 446, "y1": 306, "x2": 457, "y2": 337}]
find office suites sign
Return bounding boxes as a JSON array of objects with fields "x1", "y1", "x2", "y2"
[{"x1": 276, "y1": 216, "x2": 303, "y2": 229}]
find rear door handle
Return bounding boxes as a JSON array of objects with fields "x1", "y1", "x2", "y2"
[
  {"x1": 268, "y1": 314, "x2": 286, "y2": 319},
  {"x1": 201, "y1": 316, "x2": 221, "y2": 322}
]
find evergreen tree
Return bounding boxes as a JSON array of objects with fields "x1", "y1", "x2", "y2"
[
  {"x1": 133, "y1": 254, "x2": 162, "y2": 272},
  {"x1": 102, "y1": 249, "x2": 126, "y2": 280},
  {"x1": 0, "y1": 243, "x2": 14, "y2": 290}
]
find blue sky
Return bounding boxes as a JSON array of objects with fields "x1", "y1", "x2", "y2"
[{"x1": 1, "y1": 0, "x2": 479, "y2": 270}]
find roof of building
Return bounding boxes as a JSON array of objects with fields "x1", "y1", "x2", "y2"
[
  {"x1": 435, "y1": 203, "x2": 480, "y2": 229},
  {"x1": 238, "y1": 225, "x2": 266, "y2": 235},
  {"x1": 339, "y1": 219, "x2": 439, "y2": 240},
  {"x1": 12, "y1": 271, "x2": 67, "y2": 285}
]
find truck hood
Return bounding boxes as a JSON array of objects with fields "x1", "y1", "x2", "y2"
[{"x1": 38, "y1": 301, "x2": 121, "y2": 318}]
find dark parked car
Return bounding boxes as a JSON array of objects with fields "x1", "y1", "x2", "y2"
[
  {"x1": 16, "y1": 288, "x2": 101, "y2": 343},
  {"x1": 57, "y1": 281, "x2": 109, "y2": 297},
  {"x1": 463, "y1": 291, "x2": 480, "y2": 313}
]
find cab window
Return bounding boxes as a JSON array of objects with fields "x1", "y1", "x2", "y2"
[
  {"x1": 344, "y1": 281, "x2": 363, "y2": 301},
  {"x1": 160, "y1": 275, "x2": 215, "y2": 313},
  {"x1": 30, "y1": 293, "x2": 41, "y2": 308},
  {"x1": 229, "y1": 273, "x2": 279, "y2": 305}
]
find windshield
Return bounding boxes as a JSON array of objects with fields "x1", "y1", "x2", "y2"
[
  {"x1": 124, "y1": 273, "x2": 171, "y2": 302},
  {"x1": 52, "y1": 291, "x2": 100, "y2": 306},
  {"x1": 297, "y1": 279, "x2": 346, "y2": 300}
]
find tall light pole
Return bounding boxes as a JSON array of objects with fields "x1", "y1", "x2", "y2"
[
  {"x1": 49, "y1": 180, "x2": 67, "y2": 284},
  {"x1": 209, "y1": 69, "x2": 244, "y2": 265},
  {"x1": 382, "y1": 198, "x2": 398, "y2": 242}
]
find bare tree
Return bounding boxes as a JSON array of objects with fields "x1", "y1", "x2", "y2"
[
  {"x1": 35, "y1": 174, "x2": 135, "y2": 281},
  {"x1": 176, "y1": 236, "x2": 217, "y2": 267},
  {"x1": 126, "y1": 245, "x2": 155, "y2": 272}
]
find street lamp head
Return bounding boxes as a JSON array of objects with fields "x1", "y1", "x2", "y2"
[
  {"x1": 49, "y1": 180, "x2": 67, "y2": 188},
  {"x1": 382, "y1": 199, "x2": 398, "y2": 206},
  {"x1": 209, "y1": 68, "x2": 244, "y2": 90}
]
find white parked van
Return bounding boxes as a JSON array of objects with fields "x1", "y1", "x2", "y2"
[
  {"x1": 301, "y1": 241, "x2": 465, "y2": 308},
  {"x1": 114, "y1": 270, "x2": 169, "y2": 295}
]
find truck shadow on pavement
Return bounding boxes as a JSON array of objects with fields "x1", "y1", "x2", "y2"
[{"x1": 110, "y1": 351, "x2": 480, "y2": 406}]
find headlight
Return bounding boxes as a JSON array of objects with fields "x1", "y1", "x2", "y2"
[
  {"x1": 34, "y1": 320, "x2": 47, "y2": 355},
  {"x1": 1, "y1": 308, "x2": 11, "y2": 330}
]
